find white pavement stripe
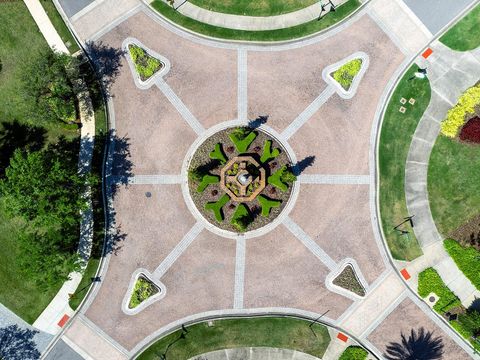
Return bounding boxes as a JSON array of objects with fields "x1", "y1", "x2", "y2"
[
  {"x1": 156, "y1": 80, "x2": 205, "y2": 135},
  {"x1": 283, "y1": 217, "x2": 336, "y2": 270},
  {"x1": 237, "y1": 49, "x2": 248, "y2": 122},
  {"x1": 233, "y1": 237, "x2": 246, "y2": 309},
  {"x1": 298, "y1": 174, "x2": 370, "y2": 185},
  {"x1": 282, "y1": 86, "x2": 335, "y2": 140},
  {"x1": 110, "y1": 174, "x2": 183, "y2": 185},
  {"x1": 153, "y1": 222, "x2": 204, "y2": 278}
]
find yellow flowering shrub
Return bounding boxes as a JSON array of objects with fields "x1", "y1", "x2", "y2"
[{"x1": 441, "y1": 85, "x2": 480, "y2": 137}]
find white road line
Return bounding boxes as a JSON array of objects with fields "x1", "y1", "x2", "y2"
[
  {"x1": 298, "y1": 174, "x2": 370, "y2": 185},
  {"x1": 153, "y1": 222, "x2": 204, "y2": 278},
  {"x1": 281, "y1": 86, "x2": 335, "y2": 140},
  {"x1": 283, "y1": 217, "x2": 336, "y2": 270},
  {"x1": 233, "y1": 237, "x2": 246, "y2": 309},
  {"x1": 237, "y1": 49, "x2": 248, "y2": 122},
  {"x1": 110, "y1": 174, "x2": 183, "y2": 185},
  {"x1": 156, "y1": 79, "x2": 205, "y2": 135}
]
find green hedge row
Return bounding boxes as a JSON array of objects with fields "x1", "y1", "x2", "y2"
[{"x1": 444, "y1": 239, "x2": 480, "y2": 290}]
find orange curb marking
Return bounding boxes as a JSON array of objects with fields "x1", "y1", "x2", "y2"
[
  {"x1": 400, "y1": 268, "x2": 411, "y2": 280},
  {"x1": 58, "y1": 314, "x2": 70, "y2": 328},
  {"x1": 337, "y1": 332, "x2": 348, "y2": 342},
  {"x1": 422, "y1": 48, "x2": 433, "y2": 59}
]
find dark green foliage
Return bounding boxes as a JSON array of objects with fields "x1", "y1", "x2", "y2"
[
  {"x1": 188, "y1": 167, "x2": 204, "y2": 181},
  {"x1": 458, "y1": 309, "x2": 480, "y2": 338},
  {"x1": 229, "y1": 128, "x2": 257, "y2": 153},
  {"x1": 231, "y1": 203, "x2": 252, "y2": 232},
  {"x1": 22, "y1": 49, "x2": 78, "y2": 124},
  {"x1": 128, "y1": 44, "x2": 162, "y2": 81},
  {"x1": 418, "y1": 268, "x2": 461, "y2": 313},
  {"x1": 205, "y1": 194, "x2": 230, "y2": 222},
  {"x1": 0, "y1": 147, "x2": 92, "y2": 286},
  {"x1": 258, "y1": 195, "x2": 281, "y2": 217},
  {"x1": 444, "y1": 239, "x2": 480, "y2": 290},
  {"x1": 268, "y1": 165, "x2": 296, "y2": 191},
  {"x1": 260, "y1": 139, "x2": 280, "y2": 163},
  {"x1": 209, "y1": 143, "x2": 227, "y2": 164},
  {"x1": 196, "y1": 174, "x2": 220, "y2": 193},
  {"x1": 339, "y1": 346, "x2": 368, "y2": 360}
]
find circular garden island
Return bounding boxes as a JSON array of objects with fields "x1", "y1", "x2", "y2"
[{"x1": 188, "y1": 127, "x2": 296, "y2": 233}]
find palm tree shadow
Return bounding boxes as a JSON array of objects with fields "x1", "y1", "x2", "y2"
[
  {"x1": 384, "y1": 328, "x2": 444, "y2": 360},
  {"x1": 0, "y1": 324, "x2": 40, "y2": 360}
]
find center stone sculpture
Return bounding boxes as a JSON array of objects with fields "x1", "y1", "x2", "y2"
[{"x1": 220, "y1": 156, "x2": 266, "y2": 202}]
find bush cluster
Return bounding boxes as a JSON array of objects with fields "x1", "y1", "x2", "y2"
[
  {"x1": 129, "y1": 44, "x2": 162, "y2": 80},
  {"x1": 418, "y1": 267, "x2": 461, "y2": 313},
  {"x1": 444, "y1": 239, "x2": 480, "y2": 290},
  {"x1": 441, "y1": 85, "x2": 480, "y2": 137},
  {"x1": 332, "y1": 58, "x2": 362, "y2": 90},
  {"x1": 338, "y1": 346, "x2": 368, "y2": 360}
]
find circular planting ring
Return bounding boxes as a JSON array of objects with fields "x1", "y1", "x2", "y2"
[{"x1": 187, "y1": 126, "x2": 295, "y2": 234}]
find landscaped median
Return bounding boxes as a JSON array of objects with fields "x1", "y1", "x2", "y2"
[
  {"x1": 136, "y1": 317, "x2": 331, "y2": 359},
  {"x1": 150, "y1": 0, "x2": 360, "y2": 42},
  {"x1": 378, "y1": 65, "x2": 430, "y2": 261}
]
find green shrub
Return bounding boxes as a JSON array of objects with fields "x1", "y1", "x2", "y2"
[
  {"x1": 418, "y1": 267, "x2": 461, "y2": 313},
  {"x1": 444, "y1": 239, "x2": 480, "y2": 290},
  {"x1": 205, "y1": 194, "x2": 230, "y2": 222},
  {"x1": 209, "y1": 143, "x2": 227, "y2": 164},
  {"x1": 128, "y1": 44, "x2": 162, "y2": 80},
  {"x1": 258, "y1": 195, "x2": 281, "y2": 217},
  {"x1": 332, "y1": 58, "x2": 362, "y2": 90},
  {"x1": 129, "y1": 277, "x2": 158, "y2": 309},
  {"x1": 339, "y1": 346, "x2": 368, "y2": 360},
  {"x1": 268, "y1": 165, "x2": 296, "y2": 191},
  {"x1": 229, "y1": 128, "x2": 257, "y2": 153},
  {"x1": 450, "y1": 317, "x2": 480, "y2": 351},
  {"x1": 458, "y1": 309, "x2": 480, "y2": 338},
  {"x1": 196, "y1": 174, "x2": 220, "y2": 193},
  {"x1": 440, "y1": 84, "x2": 480, "y2": 137},
  {"x1": 231, "y1": 203, "x2": 251, "y2": 232},
  {"x1": 260, "y1": 140, "x2": 280, "y2": 163}
]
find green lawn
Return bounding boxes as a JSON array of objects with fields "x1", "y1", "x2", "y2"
[
  {"x1": 151, "y1": 0, "x2": 361, "y2": 42},
  {"x1": 39, "y1": 0, "x2": 80, "y2": 54},
  {"x1": 137, "y1": 317, "x2": 331, "y2": 359},
  {"x1": 378, "y1": 65, "x2": 430, "y2": 261},
  {"x1": 440, "y1": 3, "x2": 480, "y2": 51},
  {"x1": 188, "y1": 0, "x2": 317, "y2": 16},
  {"x1": 428, "y1": 136, "x2": 480, "y2": 236}
]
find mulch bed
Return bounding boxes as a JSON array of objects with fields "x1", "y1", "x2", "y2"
[
  {"x1": 332, "y1": 264, "x2": 365, "y2": 297},
  {"x1": 450, "y1": 213, "x2": 480, "y2": 250}
]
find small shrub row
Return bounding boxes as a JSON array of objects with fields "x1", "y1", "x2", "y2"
[
  {"x1": 440, "y1": 84, "x2": 480, "y2": 138},
  {"x1": 444, "y1": 239, "x2": 480, "y2": 290},
  {"x1": 332, "y1": 58, "x2": 362, "y2": 90},
  {"x1": 418, "y1": 267, "x2": 461, "y2": 313}
]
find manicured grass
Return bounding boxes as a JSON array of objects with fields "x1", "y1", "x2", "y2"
[
  {"x1": 205, "y1": 194, "x2": 230, "y2": 221},
  {"x1": 69, "y1": 258, "x2": 100, "y2": 310},
  {"x1": 440, "y1": 3, "x2": 480, "y2": 51},
  {"x1": 260, "y1": 140, "x2": 280, "y2": 163},
  {"x1": 444, "y1": 239, "x2": 480, "y2": 290},
  {"x1": 378, "y1": 65, "x2": 430, "y2": 261},
  {"x1": 428, "y1": 136, "x2": 480, "y2": 236},
  {"x1": 339, "y1": 346, "x2": 368, "y2": 360},
  {"x1": 188, "y1": 0, "x2": 317, "y2": 16},
  {"x1": 332, "y1": 58, "x2": 362, "y2": 90},
  {"x1": 209, "y1": 143, "x2": 227, "y2": 164},
  {"x1": 137, "y1": 317, "x2": 331, "y2": 360},
  {"x1": 197, "y1": 174, "x2": 220, "y2": 193},
  {"x1": 229, "y1": 129, "x2": 257, "y2": 153},
  {"x1": 151, "y1": 0, "x2": 361, "y2": 42},
  {"x1": 268, "y1": 165, "x2": 295, "y2": 191},
  {"x1": 39, "y1": 0, "x2": 80, "y2": 53},
  {"x1": 258, "y1": 195, "x2": 281, "y2": 217},
  {"x1": 0, "y1": 2, "x2": 80, "y2": 323},
  {"x1": 418, "y1": 268, "x2": 461, "y2": 314}
]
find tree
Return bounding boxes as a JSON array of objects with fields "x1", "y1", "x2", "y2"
[{"x1": 22, "y1": 49, "x2": 79, "y2": 124}]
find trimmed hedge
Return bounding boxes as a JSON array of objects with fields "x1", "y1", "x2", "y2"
[
  {"x1": 231, "y1": 203, "x2": 251, "y2": 232},
  {"x1": 268, "y1": 165, "x2": 296, "y2": 191},
  {"x1": 332, "y1": 58, "x2": 362, "y2": 90},
  {"x1": 229, "y1": 128, "x2": 257, "y2": 153},
  {"x1": 444, "y1": 239, "x2": 480, "y2": 290},
  {"x1": 440, "y1": 84, "x2": 480, "y2": 137},
  {"x1": 260, "y1": 140, "x2": 280, "y2": 163},
  {"x1": 209, "y1": 143, "x2": 227, "y2": 164},
  {"x1": 205, "y1": 194, "x2": 230, "y2": 222},
  {"x1": 258, "y1": 195, "x2": 281, "y2": 217},
  {"x1": 339, "y1": 346, "x2": 368, "y2": 360},
  {"x1": 196, "y1": 174, "x2": 220, "y2": 193},
  {"x1": 418, "y1": 267, "x2": 461, "y2": 313}
]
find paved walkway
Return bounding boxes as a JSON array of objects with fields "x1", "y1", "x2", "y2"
[
  {"x1": 167, "y1": 0, "x2": 347, "y2": 31},
  {"x1": 188, "y1": 347, "x2": 321, "y2": 360},
  {"x1": 404, "y1": 41, "x2": 480, "y2": 306}
]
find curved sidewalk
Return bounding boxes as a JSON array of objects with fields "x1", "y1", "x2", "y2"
[
  {"x1": 188, "y1": 347, "x2": 321, "y2": 360},
  {"x1": 164, "y1": 0, "x2": 348, "y2": 31},
  {"x1": 404, "y1": 41, "x2": 480, "y2": 306}
]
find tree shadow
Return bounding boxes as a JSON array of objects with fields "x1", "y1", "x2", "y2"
[
  {"x1": 109, "y1": 132, "x2": 134, "y2": 198},
  {"x1": 384, "y1": 328, "x2": 444, "y2": 360},
  {"x1": 248, "y1": 115, "x2": 268, "y2": 129},
  {"x1": 0, "y1": 324, "x2": 40, "y2": 360},
  {"x1": 0, "y1": 120, "x2": 46, "y2": 177},
  {"x1": 84, "y1": 41, "x2": 125, "y2": 99},
  {"x1": 292, "y1": 155, "x2": 315, "y2": 176},
  {"x1": 469, "y1": 297, "x2": 480, "y2": 311}
]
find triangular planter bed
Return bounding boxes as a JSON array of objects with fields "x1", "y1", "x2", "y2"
[
  {"x1": 122, "y1": 37, "x2": 171, "y2": 90},
  {"x1": 322, "y1": 52, "x2": 369, "y2": 99},
  {"x1": 325, "y1": 258, "x2": 368, "y2": 300},
  {"x1": 122, "y1": 268, "x2": 166, "y2": 315}
]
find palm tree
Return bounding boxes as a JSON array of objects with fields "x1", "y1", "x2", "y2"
[{"x1": 384, "y1": 328, "x2": 444, "y2": 360}]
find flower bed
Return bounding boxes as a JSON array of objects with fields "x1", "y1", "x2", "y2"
[
  {"x1": 459, "y1": 116, "x2": 480, "y2": 143},
  {"x1": 129, "y1": 276, "x2": 159, "y2": 309},
  {"x1": 331, "y1": 58, "x2": 362, "y2": 90},
  {"x1": 128, "y1": 44, "x2": 163, "y2": 81}
]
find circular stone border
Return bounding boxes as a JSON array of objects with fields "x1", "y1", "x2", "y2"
[{"x1": 181, "y1": 120, "x2": 299, "y2": 240}]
